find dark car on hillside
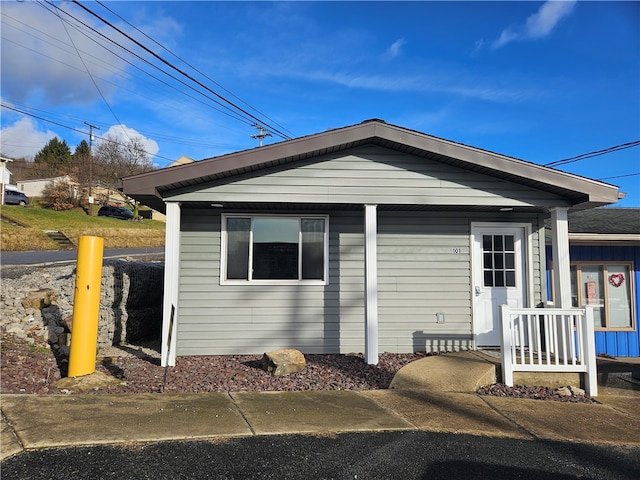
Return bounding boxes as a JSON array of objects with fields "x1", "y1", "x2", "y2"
[
  {"x1": 3, "y1": 190, "x2": 29, "y2": 206},
  {"x1": 98, "y1": 205, "x2": 134, "y2": 220}
]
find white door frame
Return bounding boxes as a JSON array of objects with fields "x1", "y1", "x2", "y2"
[{"x1": 470, "y1": 222, "x2": 534, "y2": 348}]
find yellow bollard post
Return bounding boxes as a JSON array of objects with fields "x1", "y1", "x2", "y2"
[{"x1": 67, "y1": 236, "x2": 104, "y2": 377}]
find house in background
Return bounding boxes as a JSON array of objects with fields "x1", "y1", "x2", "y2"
[
  {"x1": 0, "y1": 156, "x2": 13, "y2": 186},
  {"x1": 122, "y1": 120, "x2": 622, "y2": 367},
  {"x1": 0, "y1": 156, "x2": 14, "y2": 205},
  {"x1": 547, "y1": 208, "x2": 640, "y2": 357},
  {"x1": 16, "y1": 175, "x2": 78, "y2": 198}
]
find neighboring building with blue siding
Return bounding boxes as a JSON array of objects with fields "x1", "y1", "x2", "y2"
[{"x1": 547, "y1": 208, "x2": 640, "y2": 357}]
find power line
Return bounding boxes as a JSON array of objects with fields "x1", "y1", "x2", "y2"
[
  {"x1": 1, "y1": 104, "x2": 176, "y2": 164},
  {"x1": 3, "y1": 99, "x2": 248, "y2": 152},
  {"x1": 94, "y1": 0, "x2": 295, "y2": 139},
  {"x1": 47, "y1": 0, "x2": 135, "y2": 151},
  {"x1": 544, "y1": 140, "x2": 640, "y2": 167},
  {"x1": 70, "y1": 0, "x2": 292, "y2": 140},
  {"x1": 597, "y1": 172, "x2": 640, "y2": 181},
  {"x1": 36, "y1": 0, "x2": 253, "y2": 127}
]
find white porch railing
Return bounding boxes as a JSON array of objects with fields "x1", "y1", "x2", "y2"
[{"x1": 500, "y1": 305, "x2": 598, "y2": 397}]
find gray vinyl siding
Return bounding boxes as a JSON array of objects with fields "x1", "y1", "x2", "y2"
[
  {"x1": 376, "y1": 211, "x2": 473, "y2": 353},
  {"x1": 168, "y1": 145, "x2": 569, "y2": 208},
  {"x1": 176, "y1": 210, "x2": 366, "y2": 356},
  {"x1": 376, "y1": 211, "x2": 544, "y2": 353},
  {"x1": 175, "y1": 209, "x2": 544, "y2": 356}
]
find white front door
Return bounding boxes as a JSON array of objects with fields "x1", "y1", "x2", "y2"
[{"x1": 472, "y1": 225, "x2": 527, "y2": 347}]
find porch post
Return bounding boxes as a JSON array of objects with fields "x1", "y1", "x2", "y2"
[
  {"x1": 161, "y1": 202, "x2": 181, "y2": 367},
  {"x1": 364, "y1": 204, "x2": 379, "y2": 365},
  {"x1": 550, "y1": 207, "x2": 572, "y2": 308}
]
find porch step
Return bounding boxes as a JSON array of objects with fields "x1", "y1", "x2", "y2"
[{"x1": 44, "y1": 230, "x2": 75, "y2": 250}]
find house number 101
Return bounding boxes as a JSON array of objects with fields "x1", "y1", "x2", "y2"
[{"x1": 452, "y1": 248, "x2": 461, "y2": 254}]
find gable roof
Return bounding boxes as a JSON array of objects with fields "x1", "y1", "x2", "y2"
[{"x1": 122, "y1": 119, "x2": 621, "y2": 213}]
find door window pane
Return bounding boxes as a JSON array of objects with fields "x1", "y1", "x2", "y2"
[{"x1": 483, "y1": 235, "x2": 492, "y2": 251}]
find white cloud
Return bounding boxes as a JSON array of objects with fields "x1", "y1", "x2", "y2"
[
  {"x1": 0, "y1": 2, "x2": 183, "y2": 107},
  {"x1": 297, "y1": 70, "x2": 539, "y2": 103},
  {"x1": 101, "y1": 124, "x2": 159, "y2": 158},
  {"x1": 384, "y1": 39, "x2": 406, "y2": 59},
  {"x1": 0, "y1": 2, "x2": 128, "y2": 106},
  {"x1": 0, "y1": 117, "x2": 58, "y2": 160},
  {"x1": 491, "y1": 1, "x2": 577, "y2": 49}
]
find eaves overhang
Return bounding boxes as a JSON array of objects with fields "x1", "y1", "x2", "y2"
[{"x1": 121, "y1": 120, "x2": 620, "y2": 214}]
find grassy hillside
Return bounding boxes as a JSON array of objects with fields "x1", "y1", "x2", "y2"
[{"x1": 1, "y1": 204, "x2": 165, "y2": 251}]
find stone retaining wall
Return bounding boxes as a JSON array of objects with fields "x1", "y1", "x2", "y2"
[{"x1": 1, "y1": 260, "x2": 164, "y2": 354}]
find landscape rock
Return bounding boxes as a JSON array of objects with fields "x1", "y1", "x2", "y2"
[
  {"x1": 21, "y1": 288, "x2": 56, "y2": 309},
  {"x1": 262, "y1": 349, "x2": 306, "y2": 376},
  {"x1": 54, "y1": 371, "x2": 127, "y2": 391},
  {"x1": 556, "y1": 385, "x2": 586, "y2": 397}
]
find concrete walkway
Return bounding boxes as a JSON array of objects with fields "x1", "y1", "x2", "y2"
[{"x1": 2, "y1": 351, "x2": 639, "y2": 461}]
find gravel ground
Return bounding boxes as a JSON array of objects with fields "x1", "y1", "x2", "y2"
[
  {"x1": 0, "y1": 333, "x2": 597, "y2": 402},
  {"x1": 0, "y1": 334, "x2": 425, "y2": 395}
]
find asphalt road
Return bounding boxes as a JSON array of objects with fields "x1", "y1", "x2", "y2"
[
  {"x1": 2, "y1": 432, "x2": 639, "y2": 480},
  {"x1": 0, "y1": 247, "x2": 164, "y2": 266}
]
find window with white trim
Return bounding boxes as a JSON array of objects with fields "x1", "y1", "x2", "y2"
[
  {"x1": 555, "y1": 261, "x2": 635, "y2": 331},
  {"x1": 222, "y1": 215, "x2": 328, "y2": 284}
]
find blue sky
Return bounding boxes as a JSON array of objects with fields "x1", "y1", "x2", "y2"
[{"x1": 1, "y1": 1, "x2": 638, "y2": 206}]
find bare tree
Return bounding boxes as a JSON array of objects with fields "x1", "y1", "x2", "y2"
[{"x1": 93, "y1": 134, "x2": 154, "y2": 189}]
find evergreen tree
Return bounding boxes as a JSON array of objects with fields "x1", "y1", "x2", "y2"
[
  {"x1": 74, "y1": 139, "x2": 90, "y2": 159},
  {"x1": 33, "y1": 137, "x2": 72, "y2": 177}
]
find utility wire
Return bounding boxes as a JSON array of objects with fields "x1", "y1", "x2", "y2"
[
  {"x1": 544, "y1": 140, "x2": 640, "y2": 167},
  {"x1": 45, "y1": 0, "x2": 135, "y2": 149},
  {"x1": 598, "y1": 172, "x2": 640, "y2": 181},
  {"x1": 70, "y1": 0, "x2": 292, "y2": 140},
  {"x1": 95, "y1": 0, "x2": 295, "y2": 139},
  {"x1": 4, "y1": 98, "x2": 247, "y2": 152},
  {"x1": 1, "y1": 104, "x2": 176, "y2": 164},
  {"x1": 38, "y1": 0, "x2": 252, "y2": 126}
]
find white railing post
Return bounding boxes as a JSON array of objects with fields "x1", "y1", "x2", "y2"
[
  {"x1": 583, "y1": 307, "x2": 598, "y2": 397},
  {"x1": 500, "y1": 304, "x2": 514, "y2": 386}
]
